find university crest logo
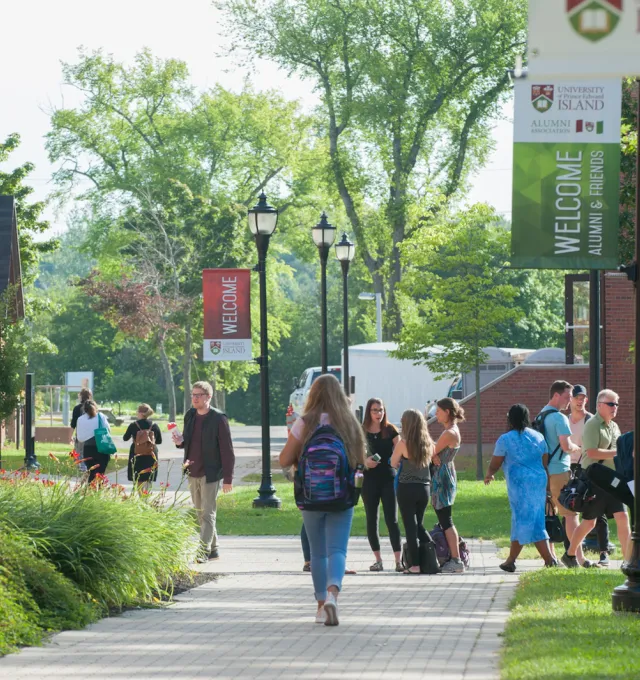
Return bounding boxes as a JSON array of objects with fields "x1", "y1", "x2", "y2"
[
  {"x1": 531, "y1": 85, "x2": 554, "y2": 112},
  {"x1": 567, "y1": 1, "x2": 623, "y2": 42},
  {"x1": 210, "y1": 341, "x2": 221, "y2": 355}
]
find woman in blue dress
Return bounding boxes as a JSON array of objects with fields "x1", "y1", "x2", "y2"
[{"x1": 485, "y1": 404, "x2": 556, "y2": 572}]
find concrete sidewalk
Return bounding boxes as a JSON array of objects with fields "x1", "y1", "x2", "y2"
[{"x1": 0, "y1": 536, "x2": 527, "y2": 680}]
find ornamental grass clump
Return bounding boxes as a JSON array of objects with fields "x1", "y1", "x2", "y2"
[
  {"x1": 0, "y1": 523, "x2": 100, "y2": 655},
  {"x1": 0, "y1": 471, "x2": 197, "y2": 610}
]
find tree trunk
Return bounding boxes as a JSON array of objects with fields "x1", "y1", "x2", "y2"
[
  {"x1": 475, "y1": 356, "x2": 483, "y2": 481},
  {"x1": 158, "y1": 336, "x2": 177, "y2": 422},
  {"x1": 209, "y1": 364, "x2": 226, "y2": 412},
  {"x1": 183, "y1": 321, "x2": 192, "y2": 415}
]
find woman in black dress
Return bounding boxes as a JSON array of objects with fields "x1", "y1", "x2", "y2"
[
  {"x1": 362, "y1": 397, "x2": 403, "y2": 571},
  {"x1": 123, "y1": 404, "x2": 163, "y2": 490}
]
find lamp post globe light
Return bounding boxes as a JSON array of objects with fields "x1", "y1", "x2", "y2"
[
  {"x1": 358, "y1": 292, "x2": 383, "y2": 343},
  {"x1": 247, "y1": 192, "x2": 281, "y2": 509},
  {"x1": 335, "y1": 233, "x2": 355, "y2": 395},
  {"x1": 312, "y1": 212, "x2": 336, "y2": 374}
]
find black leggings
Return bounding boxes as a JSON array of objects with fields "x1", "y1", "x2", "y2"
[
  {"x1": 361, "y1": 475, "x2": 402, "y2": 553},
  {"x1": 435, "y1": 504, "x2": 454, "y2": 531},
  {"x1": 397, "y1": 483, "x2": 430, "y2": 566},
  {"x1": 83, "y1": 449, "x2": 110, "y2": 482}
]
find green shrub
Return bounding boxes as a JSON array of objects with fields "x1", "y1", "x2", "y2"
[
  {"x1": 0, "y1": 523, "x2": 100, "y2": 655},
  {"x1": 0, "y1": 477, "x2": 196, "y2": 610}
]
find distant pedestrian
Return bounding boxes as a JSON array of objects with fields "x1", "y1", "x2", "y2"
[
  {"x1": 391, "y1": 409, "x2": 434, "y2": 574},
  {"x1": 563, "y1": 389, "x2": 631, "y2": 567},
  {"x1": 123, "y1": 404, "x2": 163, "y2": 491},
  {"x1": 485, "y1": 404, "x2": 556, "y2": 571},
  {"x1": 76, "y1": 400, "x2": 111, "y2": 483},
  {"x1": 431, "y1": 398, "x2": 465, "y2": 574},
  {"x1": 566, "y1": 385, "x2": 610, "y2": 566},
  {"x1": 362, "y1": 398, "x2": 402, "y2": 572},
  {"x1": 279, "y1": 374, "x2": 366, "y2": 626},
  {"x1": 71, "y1": 387, "x2": 92, "y2": 470},
  {"x1": 539, "y1": 380, "x2": 595, "y2": 566},
  {"x1": 172, "y1": 381, "x2": 235, "y2": 563}
]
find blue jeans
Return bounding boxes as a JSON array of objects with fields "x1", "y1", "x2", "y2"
[{"x1": 301, "y1": 507, "x2": 354, "y2": 601}]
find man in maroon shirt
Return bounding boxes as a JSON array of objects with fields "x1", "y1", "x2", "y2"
[{"x1": 172, "y1": 381, "x2": 235, "y2": 561}]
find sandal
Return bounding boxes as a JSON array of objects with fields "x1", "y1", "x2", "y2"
[
  {"x1": 303, "y1": 562, "x2": 311, "y2": 572},
  {"x1": 403, "y1": 568, "x2": 421, "y2": 575},
  {"x1": 369, "y1": 560, "x2": 384, "y2": 572},
  {"x1": 395, "y1": 562, "x2": 404, "y2": 573},
  {"x1": 499, "y1": 561, "x2": 516, "y2": 573}
]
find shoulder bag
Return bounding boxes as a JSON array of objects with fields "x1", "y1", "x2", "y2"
[{"x1": 95, "y1": 413, "x2": 117, "y2": 456}]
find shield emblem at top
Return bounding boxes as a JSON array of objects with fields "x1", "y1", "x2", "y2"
[
  {"x1": 531, "y1": 85, "x2": 554, "y2": 113},
  {"x1": 567, "y1": 1, "x2": 623, "y2": 42}
]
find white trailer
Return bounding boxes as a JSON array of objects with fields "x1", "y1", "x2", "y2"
[{"x1": 346, "y1": 343, "x2": 452, "y2": 425}]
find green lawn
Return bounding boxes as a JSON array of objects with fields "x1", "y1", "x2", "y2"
[
  {"x1": 0, "y1": 444, "x2": 129, "y2": 474},
  {"x1": 501, "y1": 569, "x2": 639, "y2": 679},
  {"x1": 219, "y1": 468, "x2": 513, "y2": 540},
  {"x1": 225, "y1": 466, "x2": 621, "y2": 558}
]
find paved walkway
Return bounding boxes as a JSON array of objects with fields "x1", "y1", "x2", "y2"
[{"x1": 0, "y1": 536, "x2": 532, "y2": 680}]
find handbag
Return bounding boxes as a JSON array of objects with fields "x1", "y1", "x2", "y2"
[
  {"x1": 545, "y1": 500, "x2": 565, "y2": 543},
  {"x1": 401, "y1": 533, "x2": 441, "y2": 574},
  {"x1": 94, "y1": 413, "x2": 117, "y2": 456},
  {"x1": 419, "y1": 538, "x2": 441, "y2": 574},
  {"x1": 558, "y1": 467, "x2": 597, "y2": 513}
]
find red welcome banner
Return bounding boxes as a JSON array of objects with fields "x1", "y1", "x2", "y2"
[{"x1": 202, "y1": 269, "x2": 252, "y2": 361}]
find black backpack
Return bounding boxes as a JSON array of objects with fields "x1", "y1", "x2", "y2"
[{"x1": 532, "y1": 408, "x2": 561, "y2": 461}]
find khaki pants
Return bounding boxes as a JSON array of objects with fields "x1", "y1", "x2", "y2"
[
  {"x1": 549, "y1": 471, "x2": 576, "y2": 518},
  {"x1": 188, "y1": 476, "x2": 221, "y2": 551}
]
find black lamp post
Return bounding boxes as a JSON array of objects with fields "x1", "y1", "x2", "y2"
[
  {"x1": 248, "y1": 192, "x2": 281, "y2": 509},
  {"x1": 335, "y1": 233, "x2": 355, "y2": 395},
  {"x1": 612, "y1": 79, "x2": 640, "y2": 611},
  {"x1": 312, "y1": 212, "x2": 336, "y2": 374}
]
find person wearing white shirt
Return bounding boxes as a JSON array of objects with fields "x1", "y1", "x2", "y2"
[{"x1": 76, "y1": 400, "x2": 111, "y2": 482}]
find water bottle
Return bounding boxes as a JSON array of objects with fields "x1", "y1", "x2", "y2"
[{"x1": 355, "y1": 470, "x2": 364, "y2": 489}]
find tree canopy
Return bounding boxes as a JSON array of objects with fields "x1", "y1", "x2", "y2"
[{"x1": 219, "y1": 0, "x2": 527, "y2": 334}]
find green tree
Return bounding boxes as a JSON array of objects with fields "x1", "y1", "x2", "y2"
[
  {"x1": 46, "y1": 49, "x2": 319, "y2": 410},
  {"x1": 0, "y1": 134, "x2": 57, "y2": 288},
  {"x1": 395, "y1": 204, "x2": 523, "y2": 479},
  {"x1": 0, "y1": 289, "x2": 28, "y2": 425},
  {"x1": 620, "y1": 79, "x2": 638, "y2": 265},
  {"x1": 220, "y1": 0, "x2": 527, "y2": 335}
]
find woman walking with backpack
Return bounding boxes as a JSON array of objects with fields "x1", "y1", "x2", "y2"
[
  {"x1": 432, "y1": 398, "x2": 465, "y2": 574},
  {"x1": 391, "y1": 409, "x2": 434, "y2": 574},
  {"x1": 279, "y1": 374, "x2": 366, "y2": 626},
  {"x1": 123, "y1": 404, "x2": 163, "y2": 491},
  {"x1": 362, "y1": 397, "x2": 403, "y2": 572}
]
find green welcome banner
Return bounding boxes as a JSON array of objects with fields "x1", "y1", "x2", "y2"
[{"x1": 511, "y1": 79, "x2": 621, "y2": 269}]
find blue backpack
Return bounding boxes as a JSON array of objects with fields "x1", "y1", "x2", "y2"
[{"x1": 295, "y1": 425, "x2": 355, "y2": 511}]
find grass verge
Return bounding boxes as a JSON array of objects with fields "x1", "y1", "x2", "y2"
[
  {"x1": 218, "y1": 469, "x2": 512, "y2": 540},
  {"x1": 0, "y1": 444, "x2": 128, "y2": 473},
  {"x1": 501, "y1": 569, "x2": 640, "y2": 679}
]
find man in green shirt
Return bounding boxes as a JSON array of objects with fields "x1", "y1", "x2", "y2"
[{"x1": 562, "y1": 390, "x2": 631, "y2": 567}]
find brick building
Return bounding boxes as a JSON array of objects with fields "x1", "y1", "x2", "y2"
[{"x1": 453, "y1": 272, "x2": 634, "y2": 450}]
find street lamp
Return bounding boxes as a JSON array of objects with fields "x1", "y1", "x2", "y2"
[
  {"x1": 612, "y1": 80, "x2": 640, "y2": 612},
  {"x1": 358, "y1": 292, "x2": 383, "y2": 342},
  {"x1": 248, "y1": 192, "x2": 281, "y2": 509},
  {"x1": 335, "y1": 233, "x2": 355, "y2": 395},
  {"x1": 312, "y1": 212, "x2": 336, "y2": 373}
]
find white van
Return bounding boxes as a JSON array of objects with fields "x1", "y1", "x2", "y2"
[{"x1": 289, "y1": 366, "x2": 341, "y2": 416}]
